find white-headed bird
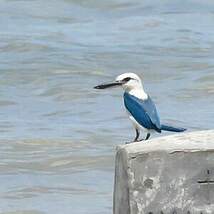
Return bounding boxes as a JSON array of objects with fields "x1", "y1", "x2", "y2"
[{"x1": 94, "y1": 73, "x2": 186, "y2": 143}]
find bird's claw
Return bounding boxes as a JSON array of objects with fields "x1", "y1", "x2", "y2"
[
  {"x1": 125, "y1": 135, "x2": 150, "y2": 144},
  {"x1": 125, "y1": 139, "x2": 143, "y2": 144}
]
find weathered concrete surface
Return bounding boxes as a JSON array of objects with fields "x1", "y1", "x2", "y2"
[{"x1": 113, "y1": 130, "x2": 214, "y2": 214}]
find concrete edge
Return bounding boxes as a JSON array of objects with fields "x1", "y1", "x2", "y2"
[
  {"x1": 113, "y1": 148, "x2": 130, "y2": 214},
  {"x1": 117, "y1": 130, "x2": 214, "y2": 155}
]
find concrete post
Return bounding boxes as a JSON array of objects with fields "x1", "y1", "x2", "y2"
[{"x1": 113, "y1": 130, "x2": 214, "y2": 214}]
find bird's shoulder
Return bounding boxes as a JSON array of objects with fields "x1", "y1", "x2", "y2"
[
  {"x1": 124, "y1": 92, "x2": 155, "y2": 113},
  {"x1": 124, "y1": 91, "x2": 152, "y2": 105}
]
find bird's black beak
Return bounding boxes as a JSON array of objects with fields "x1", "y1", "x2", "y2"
[{"x1": 94, "y1": 81, "x2": 123, "y2": 89}]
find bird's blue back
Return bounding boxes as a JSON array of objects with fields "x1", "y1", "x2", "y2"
[{"x1": 124, "y1": 92, "x2": 161, "y2": 133}]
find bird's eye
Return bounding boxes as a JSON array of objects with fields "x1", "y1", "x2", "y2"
[{"x1": 123, "y1": 77, "x2": 132, "y2": 82}]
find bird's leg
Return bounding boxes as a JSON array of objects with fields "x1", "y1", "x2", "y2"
[
  {"x1": 145, "y1": 133, "x2": 150, "y2": 140},
  {"x1": 138, "y1": 133, "x2": 151, "y2": 141},
  {"x1": 126, "y1": 128, "x2": 140, "y2": 144},
  {"x1": 134, "y1": 128, "x2": 140, "y2": 142}
]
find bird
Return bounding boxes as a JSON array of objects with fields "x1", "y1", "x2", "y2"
[{"x1": 94, "y1": 73, "x2": 186, "y2": 143}]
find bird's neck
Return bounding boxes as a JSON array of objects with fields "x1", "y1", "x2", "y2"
[{"x1": 126, "y1": 86, "x2": 148, "y2": 100}]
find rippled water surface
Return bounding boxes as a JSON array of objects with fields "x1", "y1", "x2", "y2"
[{"x1": 0, "y1": 0, "x2": 214, "y2": 213}]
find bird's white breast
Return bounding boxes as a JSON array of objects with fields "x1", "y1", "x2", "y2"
[{"x1": 129, "y1": 89, "x2": 148, "y2": 100}]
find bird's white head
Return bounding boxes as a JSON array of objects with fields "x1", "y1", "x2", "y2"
[{"x1": 115, "y1": 73, "x2": 143, "y2": 92}]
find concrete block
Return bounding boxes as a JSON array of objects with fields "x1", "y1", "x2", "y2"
[{"x1": 113, "y1": 130, "x2": 214, "y2": 214}]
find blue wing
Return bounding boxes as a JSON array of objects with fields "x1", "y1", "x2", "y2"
[{"x1": 124, "y1": 92, "x2": 161, "y2": 133}]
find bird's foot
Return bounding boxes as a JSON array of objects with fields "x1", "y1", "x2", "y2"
[
  {"x1": 127, "y1": 134, "x2": 150, "y2": 144},
  {"x1": 137, "y1": 134, "x2": 150, "y2": 142},
  {"x1": 125, "y1": 139, "x2": 142, "y2": 144},
  {"x1": 125, "y1": 141, "x2": 134, "y2": 144}
]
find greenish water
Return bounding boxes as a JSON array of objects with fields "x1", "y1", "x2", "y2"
[{"x1": 0, "y1": 0, "x2": 214, "y2": 213}]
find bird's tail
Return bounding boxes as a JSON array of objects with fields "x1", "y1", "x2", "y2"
[{"x1": 161, "y1": 124, "x2": 186, "y2": 132}]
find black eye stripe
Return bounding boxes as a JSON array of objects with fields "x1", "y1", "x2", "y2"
[{"x1": 123, "y1": 77, "x2": 133, "y2": 82}]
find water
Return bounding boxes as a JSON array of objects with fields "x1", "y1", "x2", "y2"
[{"x1": 0, "y1": 0, "x2": 214, "y2": 213}]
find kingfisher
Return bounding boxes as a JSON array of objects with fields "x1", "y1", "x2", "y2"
[{"x1": 94, "y1": 73, "x2": 186, "y2": 143}]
